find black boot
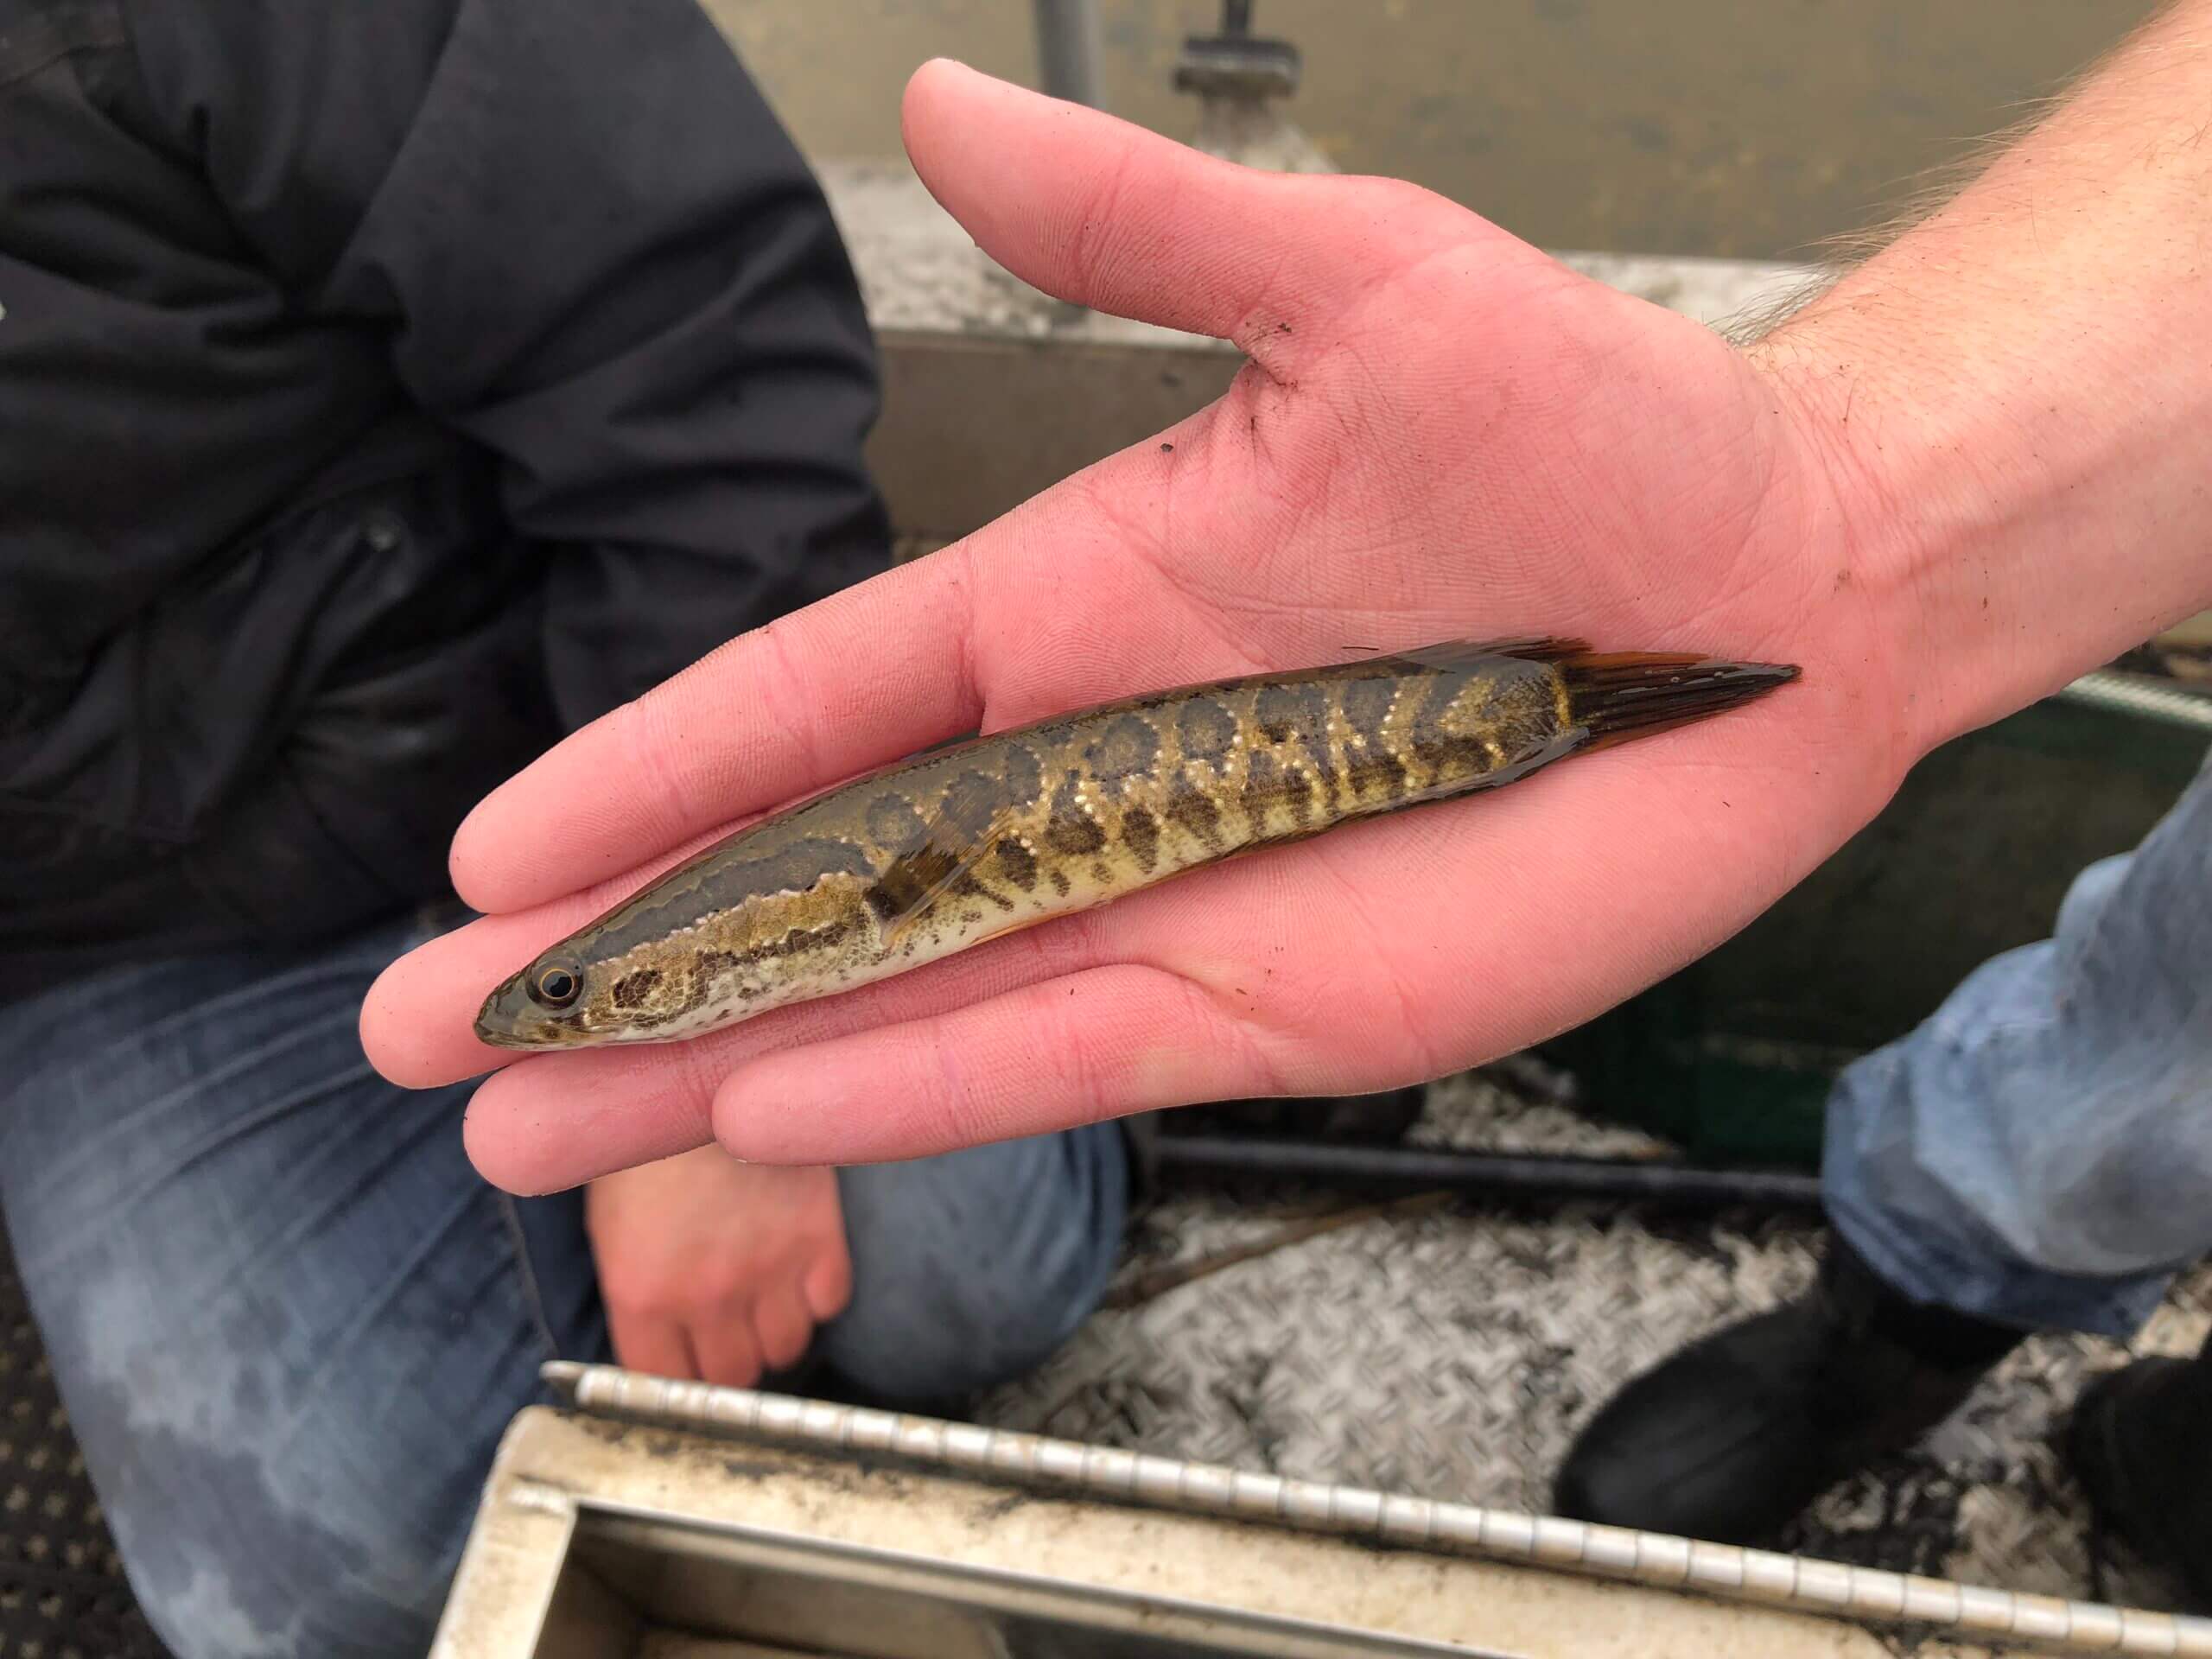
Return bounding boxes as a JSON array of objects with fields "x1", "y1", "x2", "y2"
[
  {"x1": 1553, "y1": 1237, "x2": 2026, "y2": 1541},
  {"x1": 2066, "y1": 1335, "x2": 2212, "y2": 1611}
]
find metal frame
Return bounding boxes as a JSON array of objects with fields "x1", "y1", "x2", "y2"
[{"x1": 544, "y1": 1363, "x2": 2212, "y2": 1658}]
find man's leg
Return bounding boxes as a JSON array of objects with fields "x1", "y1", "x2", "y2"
[
  {"x1": 1556, "y1": 744, "x2": 2212, "y2": 1545},
  {"x1": 1823, "y1": 768, "x2": 2212, "y2": 1332},
  {"x1": 0, "y1": 912, "x2": 610, "y2": 1659},
  {"x1": 0, "y1": 907, "x2": 1128, "y2": 1655}
]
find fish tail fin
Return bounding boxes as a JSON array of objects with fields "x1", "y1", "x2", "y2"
[{"x1": 1555, "y1": 650, "x2": 1800, "y2": 750}]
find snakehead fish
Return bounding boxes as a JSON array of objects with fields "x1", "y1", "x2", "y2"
[{"x1": 474, "y1": 638, "x2": 1796, "y2": 1050}]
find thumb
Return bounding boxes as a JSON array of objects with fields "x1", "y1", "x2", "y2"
[{"x1": 898, "y1": 59, "x2": 1508, "y2": 360}]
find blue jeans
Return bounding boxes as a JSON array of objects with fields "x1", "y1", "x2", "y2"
[
  {"x1": 0, "y1": 910, "x2": 1126, "y2": 1659},
  {"x1": 1824, "y1": 742, "x2": 2212, "y2": 1338}
]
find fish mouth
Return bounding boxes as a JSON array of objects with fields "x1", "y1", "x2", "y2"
[
  {"x1": 472, "y1": 1016, "x2": 606, "y2": 1052},
  {"x1": 473, "y1": 1020, "x2": 556, "y2": 1052}
]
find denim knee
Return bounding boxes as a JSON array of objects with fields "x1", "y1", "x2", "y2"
[
  {"x1": 0, "y1": 920, "x2": 597, "y2": 1659},
  {"x1": 25, "y1": 1254, "x2": 521, "y2": 1659},
  {"x1": 818, "y1": 1122, "x2": 1128, "y2": 1405}
]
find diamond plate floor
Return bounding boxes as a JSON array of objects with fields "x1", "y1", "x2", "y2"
[{"x1": 979, "y1": 1073, "x2": 2212, "y2": 1620}]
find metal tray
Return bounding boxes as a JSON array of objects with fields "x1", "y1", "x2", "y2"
[
  {"x1": 530, "y1": 1509, "x2": 1507, "y2": 1659},
  {"x1": 431, "y1": 1365, "x2": 2210, "y2": 1659}
]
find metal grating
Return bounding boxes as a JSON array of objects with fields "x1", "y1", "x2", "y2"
[{"x1": 978, "y1": 1073, "x2": 2212, "y2": 1623}]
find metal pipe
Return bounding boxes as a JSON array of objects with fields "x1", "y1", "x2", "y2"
[
  {"x1": 2056, "y1": 667, "x2": 2212, "y2": 731},
  {"x1": 1032, "y1": 0, "x2": 1105, "y2": 109},
  {"x1": 546, "y1": 1362, "x2": 2212, "y2": 1656},
  {"x1": 1148, "y1": 1134, "x2": 1826, "y2": 1213}
]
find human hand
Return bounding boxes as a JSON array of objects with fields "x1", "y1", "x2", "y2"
[
  {"x1": 363, "y1": 60, "x2": 1916, "y2": 1192},
  {"x1": 585, "y1": 1147, "x2": 852, "y2": 1385}
]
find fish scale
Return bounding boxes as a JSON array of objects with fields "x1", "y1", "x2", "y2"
[{"x1": 474, "y1": 637, "x2": 1798, "y2": 1050}]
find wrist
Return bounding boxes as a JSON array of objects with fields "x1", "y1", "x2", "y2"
[
  {"x1": 1745, "y1": 289, "x2": 2210, "y2": 766},
  {"x1": 1738, "y1": 314, "x2": 1957, "y2": 767},
  {"x1": 1741, "y1": 3, "x2": 2212, "y2": 763},
  {"x1": 1740, "y1": 314, "x2": 1948, "y2": 764}
]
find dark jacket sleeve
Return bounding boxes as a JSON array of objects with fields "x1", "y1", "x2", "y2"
[{"x1": 122, "y1": 0, "x2": 893, "y2": 728}]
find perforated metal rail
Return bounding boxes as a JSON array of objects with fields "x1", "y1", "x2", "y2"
[{"x1": 2060, "y1": 669, "x2": 2212, "y2": 732}]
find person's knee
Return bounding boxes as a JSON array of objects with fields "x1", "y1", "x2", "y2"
[
  {"x1": 821, "y1": 1123, "x2": 1128, "y2": 1404},
  {"x1": 0, "y1": 925, "x2": 557, "y2": 1659},
  {"x1": 109, "y1": 1464, "x2": 450, "y2": 1659},
  {"x1": 92, "y1": 1368, "x2": 483, "y2": 1658},
  {"x1": 30, "y1": 1263, "x2": 491, "y2": 1659}
]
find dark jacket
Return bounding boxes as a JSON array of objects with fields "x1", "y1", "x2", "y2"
[{"x1": 0, "y1": 0, "x2": 891, "y2": 1002}]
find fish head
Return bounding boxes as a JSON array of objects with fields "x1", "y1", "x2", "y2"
[
  {"x1": 474, "y1": 950, "x2": 613, "y2": 1050},
  {"x1": 473, "y1": 935, "x2": 715, "y2": 1050},
  {"x1": 473, "y1": 880, "x2": 874, "y2": 1052},
  {"x1": 473, "y1": 800, "x2": 936, "y2": 1052}
]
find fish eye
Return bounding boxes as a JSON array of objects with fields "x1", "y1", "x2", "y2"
[{"x1": 530, "y1": 963, "x2": 583, "y2": 1009}]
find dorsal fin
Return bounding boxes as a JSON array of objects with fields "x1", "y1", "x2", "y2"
[{"x1": 1388, "y1": 636, "x2": 1592, "y2": 671}]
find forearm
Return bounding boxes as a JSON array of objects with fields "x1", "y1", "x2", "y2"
[{"x1": 1753, "y1": 0, "x2": 2212, "y2": 755}]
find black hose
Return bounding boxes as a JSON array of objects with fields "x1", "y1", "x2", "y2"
[{"x1": 1149, "y1": 1134, "x2": 1826, "y2": 1214}]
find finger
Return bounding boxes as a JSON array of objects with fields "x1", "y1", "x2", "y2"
[
  {"x1": 752, "y1": 1289, "x2": 816, "y2": 1374},
  {"x1": 900, "y1": 60, "x2": 1512, "y2": 353},
  {"x1": 458, "y1": 905, "x2": 1110, "y2": 1193},
  {"x1": 445, "y1": 549, "x2": 983, "y2": 916},
  {"x1": 607, "y1": 1306, "x2": 696, "y2": 1382},
  {"x1": 442, "y1": 416, "x2": 1251, "y2": 930},
  {"x1": 360, "y1": 813, "x2": 773, "y2": 1089},
  {"x1": 802, "y1": 1242, "x2": 853, "y2": 1324},
  {"x1": 463, "y1": 1053, "x2": 716, "y2": 1194},
  {"x1": 709, "y1": 963, "x2": 1270, "y2": 1166},
  {"x1": 691, "y1": 1313, "x2": 765, "y2": 1389}
]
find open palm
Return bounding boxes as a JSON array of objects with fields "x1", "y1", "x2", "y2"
[{"x1": 361, "y1": 60, "x2": 1911, "y2": 1193}]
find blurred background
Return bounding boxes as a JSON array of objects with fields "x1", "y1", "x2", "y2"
[{"x1": 717, "y1": 0, "x2": 2156, "y2": 259}]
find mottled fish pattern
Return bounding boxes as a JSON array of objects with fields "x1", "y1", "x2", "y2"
[{"x1": 474, "y1": 638, "x2": 1796, "y2": 1049}]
